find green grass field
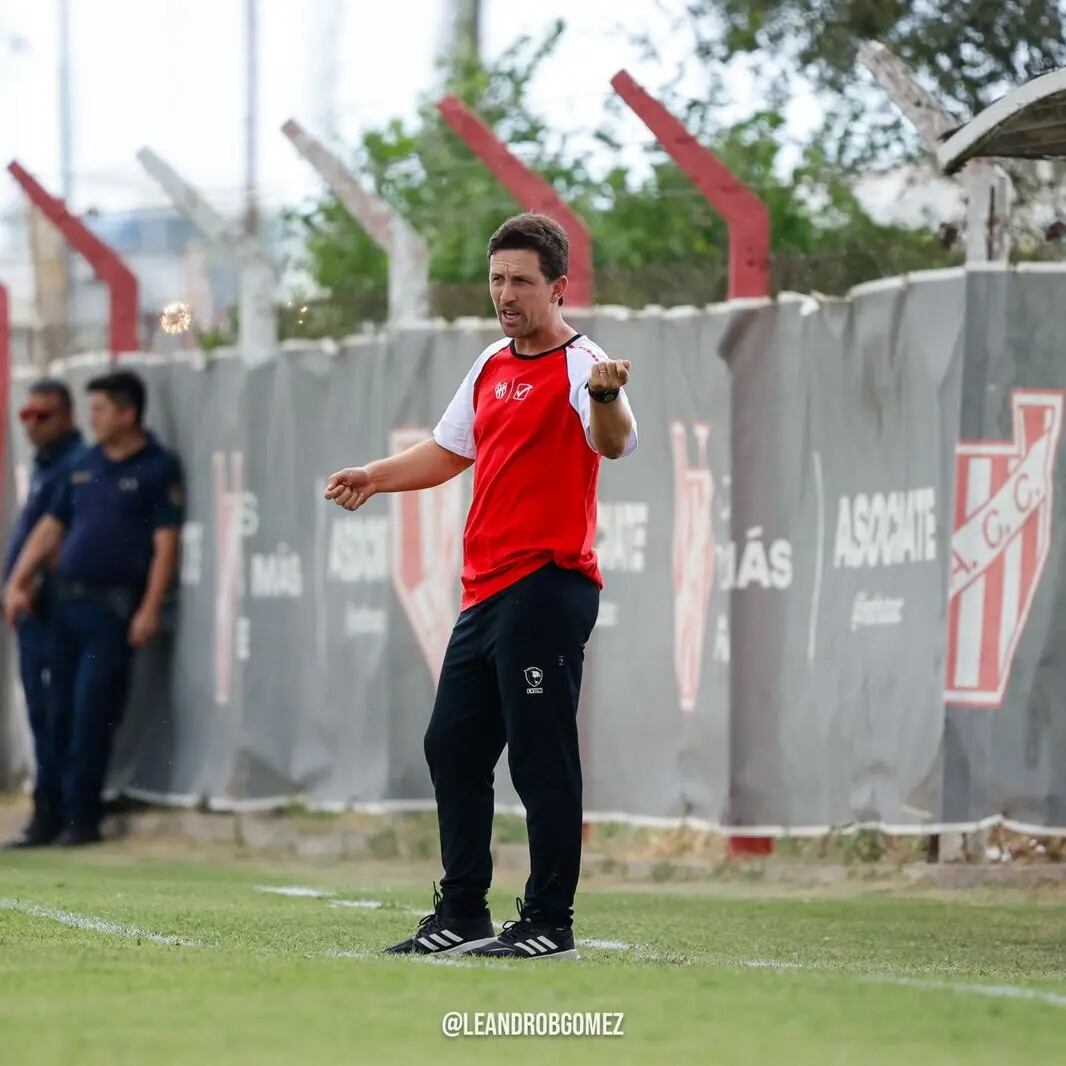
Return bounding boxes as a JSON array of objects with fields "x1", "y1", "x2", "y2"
[{"x1": 1, "y1": 845, "x2": 1065, "y2": 1065}]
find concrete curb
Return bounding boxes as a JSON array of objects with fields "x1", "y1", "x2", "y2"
[{"x1": 3, "y1": 800, "x2": 1065, "y2": 887}]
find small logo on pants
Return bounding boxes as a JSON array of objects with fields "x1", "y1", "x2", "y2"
[{"x1": 524, "y1": 666, "x2": 544, "y2": 694}]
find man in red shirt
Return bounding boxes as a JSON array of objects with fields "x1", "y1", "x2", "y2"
[{"x1": 325, "y1": 213, "x2": 637, "y2": 960}]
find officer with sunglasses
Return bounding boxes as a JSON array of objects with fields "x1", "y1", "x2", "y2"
[
  {"x1": 2, "y1": 379, "x2": 86, "y2": 848},
  {"x1": 3, "y1": 371, "x2": 183, "y2": 847}
]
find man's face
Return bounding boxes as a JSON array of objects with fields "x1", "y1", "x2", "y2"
[
  {"x1": 88, "y1": 392, "x2": 135, "y2": 443},
  {"x1": 19, "y1": 394, "x2": 72, "y2": 450},
  {"x1": 489, "y1": 249, "x2": 565, "y2": 338}
]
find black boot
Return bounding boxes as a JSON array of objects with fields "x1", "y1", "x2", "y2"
[
  {"x1": 3, "y1": 812, "x2": 62, "y2": 850},
  {"x1": 55, "y1": 824, "x2": 103, "y2": 847}
]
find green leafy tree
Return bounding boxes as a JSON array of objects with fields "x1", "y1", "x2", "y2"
[
  {"x1": 286, "y1": 14, "x2": 959, "y2": 334},
  {"x1": 593, "y1": 107, "x2": 955, "y2": 304},
  {"x1": 287, "y1": 22, "x2": 596, "y2": 330},
  {"x1": 684, "y1": 0, "x2": 1066, "y2": 167}
]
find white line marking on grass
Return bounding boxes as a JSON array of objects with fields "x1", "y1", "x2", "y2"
[
  {"x1": 329, "y1": 899, "x2": 383, "y2": 909},
  {"x1": 417, "y1": 954, "x2": 483, "y2": 969},
  {"x1": 254, "y1": 885, "x2": 336, "y2": 898},
  {"x1": 0, "y1": 899, "x2": 200, "y2": 947},
  {"x1": 323, "y1": 947, "x2": 494, "y2": 970},
  {"x1": 735, "y1": 957, "x2": 1066, "y2": 1010},
  {"x1": 861, "y1": 975, "x2": 1066, "y2": 1010},
  {"x1": 578, "y1": 938, "x2": 633, "y2": 951}
]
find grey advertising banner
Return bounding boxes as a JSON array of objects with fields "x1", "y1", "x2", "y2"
[
  {"x1": 728, "y1": 280, "x2": 965, "y2": 831},
  {"x1": 1, "y1": 310, "x2": 733, "y2": 826},
  {"x1": 3, "y1": 272, "x2": 1066, "y2": 834}
]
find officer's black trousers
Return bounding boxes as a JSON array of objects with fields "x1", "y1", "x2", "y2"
[
  {"x1": 49, "y1": 596, "x2": 134, "y2": 831},
  {"x1": 424, "y1": 563, "x2": 599, "y2": 928},
  {"x1": 16, "y1": 612, "x2": 58, "y2": 827}
]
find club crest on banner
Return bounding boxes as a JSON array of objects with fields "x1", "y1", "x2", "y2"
[
  {"x1": 947, "y1": 390, "x2": 1064, "y2": 706},
  {"x1": 389, "y1": 428, "x2": 465, "y2": 680}
]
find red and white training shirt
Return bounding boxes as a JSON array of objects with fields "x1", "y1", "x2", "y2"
[{"x1": 433, "y1": 333, "x2": 638, "y2": 610}]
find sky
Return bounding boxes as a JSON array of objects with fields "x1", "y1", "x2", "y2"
[{"x1": 0, "y1": 0, "x2": 826, "y2": 222}]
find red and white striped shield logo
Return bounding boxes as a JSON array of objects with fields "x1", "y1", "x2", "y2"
[
  {"x1": 946, "y1": 390, "x2": 1065, "y2": 706},
  {"x1": 671, "y1": 421, "x2": 716, "y2": 714},
  {"x1": 389, "y1": 428, "x2": 465, "y2": 680}
]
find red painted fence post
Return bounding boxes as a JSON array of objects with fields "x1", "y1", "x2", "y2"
[
  {"x1": 0, "y1": 283, "x2": 8, "y2": 381},
  {"x1": 610, "y1": 70, "x2": 770, "y2": 300},
  {"x1": 612, "y1": 70, "x2": 773, "y2": 858},
  {"x1": 8, "y1": 161, "x2": 139, "y2": 358},
  {"x1": 437, "y1": 96, "x2": 593, "y2": 307}
]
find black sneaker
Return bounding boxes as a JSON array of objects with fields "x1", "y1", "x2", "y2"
[
  {"x1": 467, "y1": 898, "x2": 578, "y2": 960},
  {"x1": 383, "y1": 884, "x2": 496, "y2": 956},
  {"x1": 2, "y1": 817, "x2": 62, "y2": 850}
]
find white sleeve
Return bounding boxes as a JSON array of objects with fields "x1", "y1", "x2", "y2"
[
  {"x1": 432, "y1": 340, "x2": 506, "y2": 460},
  {"x1": 566, "y1": 340, "x2": 638, "y2": 458}
]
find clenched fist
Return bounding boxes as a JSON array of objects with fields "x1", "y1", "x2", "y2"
[
  {"x1": 324, "y1": 467, "x2": 375, "y2": 511},
  {"x1": 588, "y1": 359, "x2": 631, "y2": 395}
]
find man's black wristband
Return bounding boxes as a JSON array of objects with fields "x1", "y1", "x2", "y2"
[{"x1": 587, "y1": 386, "x2": 620, "y2": 404}]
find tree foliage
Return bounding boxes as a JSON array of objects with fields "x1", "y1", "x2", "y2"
[
  {"x1": 287, "y1": 23, "x2": 595, "y2": 324},
  {"x1": 285, "y1": 14, "x2": 966, "y2": 335},
  {"x1": 687, "y1": 0, "x2": 1066, "y2": 166}
]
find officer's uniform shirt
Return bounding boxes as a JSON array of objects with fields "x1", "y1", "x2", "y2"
[
  {"x1": 3, "y1": 430, "x2": 86, "y2": 581},
  {"x1": 47, "y1": 433, "x2": 184, "y2": 591}
]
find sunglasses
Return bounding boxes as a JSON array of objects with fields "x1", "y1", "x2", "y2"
[{"x1": 18, "y1": 407, "x2": 60, "y2": 424}]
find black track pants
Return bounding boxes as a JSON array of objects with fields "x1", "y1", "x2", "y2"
[{"x1": 424, "y1": 563, "x2": 599, "y2": 927}]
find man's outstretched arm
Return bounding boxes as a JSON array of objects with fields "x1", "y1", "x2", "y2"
[{"x1": 324, "y1": 439, "x2": 472, "y2": 512}]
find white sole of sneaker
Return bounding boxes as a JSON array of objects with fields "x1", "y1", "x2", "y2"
[{"x1": 473, "y1": 947, "x2": 580, "y2": 961}]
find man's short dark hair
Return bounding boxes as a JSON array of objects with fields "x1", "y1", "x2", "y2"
[
  {"x1": 487, "y1": 213, "x2": 569, "y2": 281},
  {"x1": 29, "y1": 378, "x2": 73, "y2": 411},
  {"x1": 87, "y1": 370, "x2": 147, "y2": 424}
]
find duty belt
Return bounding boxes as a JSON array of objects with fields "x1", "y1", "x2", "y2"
[{"x1": 55, "y1": 582, "x2": 140, "y2": 619}]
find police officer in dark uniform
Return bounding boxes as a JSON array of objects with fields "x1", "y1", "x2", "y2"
[
  {"x1": 4, "y1": 370, "x2": 183, "y2": 846},
  {"x1": 1, "y1": 380, "x2": 86, "y2": 848}
]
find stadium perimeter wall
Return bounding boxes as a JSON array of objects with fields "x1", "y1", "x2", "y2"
[{"x1": 3, "y1": 265, "x2": 1066, "y2": 836}]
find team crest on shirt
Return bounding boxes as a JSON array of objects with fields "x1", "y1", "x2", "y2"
[
  {"x1": 495, "y1": 380, "x2": 510, "y2": 400},
  {"x1": 524, "y1": 666, "x2": 544, "y2": 694}
]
